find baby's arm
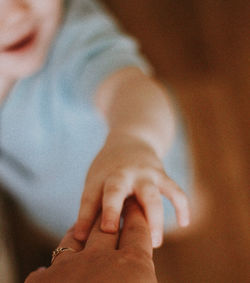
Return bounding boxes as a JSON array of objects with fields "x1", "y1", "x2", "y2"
[{"x1": 75, "y1": 66, "x2": 190, "y2": 247}]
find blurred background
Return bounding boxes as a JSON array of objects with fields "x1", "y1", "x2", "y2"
[
  {"x1": 1, "y1": 0, "x2": 249, "y2": 282},
  {"x1": 103, "y1": 0, "x2": 250, "y2": 282}
]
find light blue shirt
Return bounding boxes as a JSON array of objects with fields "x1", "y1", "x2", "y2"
[{"x1": 0, "y1": 0, "x2": 191, "y2": 237}]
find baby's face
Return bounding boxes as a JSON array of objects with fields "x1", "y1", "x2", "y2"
[{"x1": 0, "y1": 0, "x2": 62, "y2": 79}]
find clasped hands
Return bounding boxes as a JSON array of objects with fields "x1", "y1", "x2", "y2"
[
  {"x1": 25, "y1": 198, "x2": 158, "y2": 283},
  {"x1": 74, "y1": 134, "x2": 190, "y2": 248}
]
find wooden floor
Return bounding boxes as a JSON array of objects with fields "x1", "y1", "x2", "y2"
[{"x1": 104, "y1": 1, "x2": 250, "y2": 282}]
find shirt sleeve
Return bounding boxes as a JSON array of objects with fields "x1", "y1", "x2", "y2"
[{"x1": 48, "y1": 0, "x2": 152, "y2": 106}]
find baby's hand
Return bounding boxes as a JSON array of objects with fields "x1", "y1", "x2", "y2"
[{"x1": 74, "y1": 135, "x2": 190, "y2": 247}]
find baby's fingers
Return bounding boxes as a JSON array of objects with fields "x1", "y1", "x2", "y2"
[
  {"x1": 135, "y1": 183, "x2": 164, "y2": 248},
  {"x1": 101, "y1": 178, "x2": 128, "y2": 233},
  {"x1": 75, "y1": 185, "x2": 102, "y2": 241},
  {"x1": 160, "y1": 175, "x2": 190, "y2": 227}
]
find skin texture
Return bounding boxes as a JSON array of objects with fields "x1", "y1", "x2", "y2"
[
  {"x1": 25, "y1": 199, "x2": 158, "y2": 283},
  {"x1": 0, "y1": 1, "x2": 190, "y2": 249},
  {"x1": 75, "y1": 67, "x2": 190, "y2": 247}
]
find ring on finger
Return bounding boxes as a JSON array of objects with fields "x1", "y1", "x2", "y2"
[{"x1": 51, "y1": 247, "x2": 77, "y2": 264}]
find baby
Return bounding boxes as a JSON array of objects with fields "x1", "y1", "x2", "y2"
[{"x1": 0, "y1": 0, "x2": 190, "y2": 248}]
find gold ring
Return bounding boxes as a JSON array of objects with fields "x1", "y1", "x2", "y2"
[{"x1": 51, "y1": 247, "x2": 77, "y2": 264}]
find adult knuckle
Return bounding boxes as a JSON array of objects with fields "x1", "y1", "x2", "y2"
[
  {"x1": 138, "y1": 249, "x2": 152, "y2": 261},
  {"x1": 126, "y1": 223, "x2": 138, "y2": 234},
  {"x1": 127, "y1": 223, "x2": 147, "y2": 235},
  {"x1": 123, "y1": 248, "x2": 151, "y2": 262},
  {"x1": 86, "y1": 246, "x2": 100, "y2": 256},
  {"x1": 122, "y1": 249, "x2": 140, "y2": 261}
]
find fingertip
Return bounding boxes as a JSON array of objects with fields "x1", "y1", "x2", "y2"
[
  {"x1": 74, "y1": 229, "x2": 88, "y2": 241},
  {"x1": 152, "y1": 241, "x2": 162, "y2": 249},
  {"x1": 151, "y1": 231, "x2": 163, "y2": 248},
  {"x1": 74, "y1": 219, "x2": 91, "y2": 240},
  {"x1": 178, "y1": 205, "x2": 191, "y2": 228},
  {"x1": 101, "y1": 220, "x2": 118, "y2": 233},
  {"x1": 179, "y1": 216, "x2": 190, "y2": 227},
  {"x1": 101, "y1": 207, "x2": 120, "y2": 233}
]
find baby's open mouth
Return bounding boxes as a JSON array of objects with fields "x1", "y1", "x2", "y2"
[{"x1": 3, "y1": 31, "x2": 37, "y2": 53}]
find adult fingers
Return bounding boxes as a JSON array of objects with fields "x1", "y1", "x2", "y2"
[
  {"x1": 85, "y1": 213, "x2": 119, "y2": 250},
  {"x1": 59, "y1": 226, "x2": 83, "y2": 252},
  {"x1": 135, "y1": 183, "x2": 164, "y2": 248},
  {"x1": 24, "y1": 267, "x2": 47, "y2": 283},
  {"x1": 101, "y1": 175, "x2": 131, "y2": 233},
  {"x1": 74, "y1": 182, "x2": 102, "y2": 241},
  {"x1": 119, "y1": 197, "x2": 152, "y2": 257},
  {"x1": 50, "y1": 226, "x2": 84, "y2": 265},
  {"x1": 159, "y1": 174, "x2": 190, "y2": 227}
]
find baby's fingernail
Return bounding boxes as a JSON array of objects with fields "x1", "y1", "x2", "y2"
[
  {"x1": 151, "y1": 232, "x2": 162, "y2": 248},
  {"x1": 75, "y1": 231, "x2": 87, "y2": 240},
  {"x1": 102, "y1": 221, "x2": 117, "y2": 232},
  {"x1": 180, "y1": 217, "x2": 190, "y2": 227}
]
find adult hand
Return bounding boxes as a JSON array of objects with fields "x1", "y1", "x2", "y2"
[{"x1": 25, "y1": 198, "x2": 158, "y2": 283}]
